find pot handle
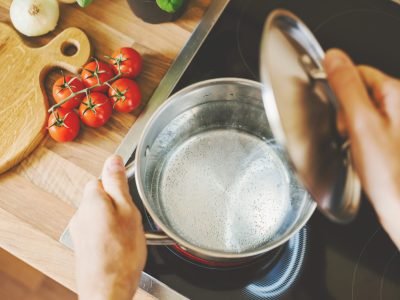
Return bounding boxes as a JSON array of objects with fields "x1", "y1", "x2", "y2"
[
  {"x1": 299, "y1": 54, "x2": 361, "y2": 223},
  {"x1": 145, "y1": 232, "x2": 176, "y2": 246},
  {"x1": 124, "y1": 161, "x2": 176, "y2": 246},
  {"x1": 125, "y1": 160, "x2": 136, "y2": 179}
]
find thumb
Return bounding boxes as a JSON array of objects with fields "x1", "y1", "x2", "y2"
[
  {"x1": 324, "y1": 49, "x2": 380, "y2": 133},
  {"x1": 101, "y1": 155, "x2": 133, "y2": 212}
]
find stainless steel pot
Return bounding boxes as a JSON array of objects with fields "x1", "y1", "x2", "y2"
[{"x1": 126, "y1": 78, "x2": 316, "y2": 262}]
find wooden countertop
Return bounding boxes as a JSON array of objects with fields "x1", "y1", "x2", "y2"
[{"x1": 0, "y1": 0, "x2": 210, "y2": 295}]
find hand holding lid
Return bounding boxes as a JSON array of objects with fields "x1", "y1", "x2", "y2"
[{"x1": 260, "y1": 9, "x2": 361, "y2": 223}]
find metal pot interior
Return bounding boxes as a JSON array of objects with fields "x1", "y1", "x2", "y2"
[{"x1": 136, "y1": 78, "x2": 316, "y2": 259}]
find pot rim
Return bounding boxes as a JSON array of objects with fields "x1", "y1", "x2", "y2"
[{"x1": 135, "y1": 77, "x2": 317, "y2": 260}]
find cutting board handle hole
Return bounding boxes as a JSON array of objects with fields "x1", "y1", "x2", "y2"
[{"x1": 60, "y1": 41, "x2": 79, "y2": 57}]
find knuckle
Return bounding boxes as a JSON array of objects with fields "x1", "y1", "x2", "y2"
[
  {"x1": 333, "y1": 67, "x2": 359, "y2": 87},
  {"x1": 104, "y1": 168, "x2": 127, "y2": 182},
  {"x1": 357, "y1": 64, "x2": 371, "y2": 73},
  {"x1": 106, "y1": 171, "x2": 121, "y2": 180},
  {"x1": 104, "y1": 171, "x2": 128, "y2": 187},
  {"x1": 105, "y1": 178, "x2": 130, "y2": 198},
  {"x1": 111, "y1": 178, "x2": 127, "y2": 190}
]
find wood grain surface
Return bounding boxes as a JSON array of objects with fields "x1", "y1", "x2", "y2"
[
  {"x1": 0, "y1": 247, "x2": 77, "y2": 300},
  {"x1": 0, "y1": 0, "x2": 210, "y2": 295},
  {"x1": 0, "y1": 24, "x2": 91, "y2": 174}
]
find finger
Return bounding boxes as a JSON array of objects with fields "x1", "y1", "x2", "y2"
[
  {"x1": 101, "y1": 155, "x2": 133, "y2": 213},
  {"x1": 81, "y1": 179, "x2": 111, "y2": 206},
  {"x1": 71, "y1": 180, "x2": 112, "y2": 233},
  {"x1": 81, "y1": 179, "x2": 114, "y2": 211},
  {"x1": 357, "y1": 65, "x2": 389, "y2": 102},
  {"x1": 324, "y1": 49, "x2": 381, "y2": 133},
  {"x1": 358, "y1": 65, "x2": 400, "y2": 125}
]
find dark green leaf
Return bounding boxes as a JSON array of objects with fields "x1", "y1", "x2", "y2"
[{"x1": 156, "y1": 0, "x2": 184, "y2": 14}]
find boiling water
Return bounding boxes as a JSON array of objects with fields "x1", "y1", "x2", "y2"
[{"x1": 158, "y1": 129, "x2": 291, "y2": 253}]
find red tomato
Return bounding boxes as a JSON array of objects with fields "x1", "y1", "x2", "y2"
[
  {"x1": 81, "y1": 60, "x2": 115, "y2": 93},
  {"x1": 79, "y1": 93, "x2": 113, "y2": 128},
  {"x1": 48, "y1": 108, "x2": 80, "y2": 142},
  {"x1": 52, "y1": 75, "x2": 85, "y2": 110},
  {"x1": 109, "y1": 47, "x2": 142, "y2": 78},
  {"x1": 108, "y1": 78, "x2": 142, "y2": 113}
]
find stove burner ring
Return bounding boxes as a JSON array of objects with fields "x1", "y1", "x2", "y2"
[
  {"x1": 313, "y1": 8, "x2": 400, "y2": 33},
  {"x1": 150, "y1": 226, "x2": 310, "y2": 298},
  {"x1": 236, "y1": 6, "x2": 400, "y2": 82},
  {"x1": 351, "y1": 227, "x2": 400, "y2": 300}
]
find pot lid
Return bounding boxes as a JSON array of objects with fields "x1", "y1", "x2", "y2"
[{"x1": 259, "y1": 9, "x2": 361, "y2": 223}]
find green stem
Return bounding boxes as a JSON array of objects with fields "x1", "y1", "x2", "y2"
[{"x1": 48, "y1": 72, "x2": 122, "y2": 113}]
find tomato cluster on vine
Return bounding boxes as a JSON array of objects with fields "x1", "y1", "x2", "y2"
[{"x1": 48, "y1": 47, "x2": 143, "y2": 142}]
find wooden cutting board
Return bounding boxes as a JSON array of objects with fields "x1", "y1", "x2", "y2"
[{"x1": 0, "y1": 23, "x2": 91, "y2": 174}]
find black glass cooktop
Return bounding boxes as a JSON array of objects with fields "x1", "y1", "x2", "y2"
[{"x1": 132, "y1": 0, "x2": 400, "y2": 299}]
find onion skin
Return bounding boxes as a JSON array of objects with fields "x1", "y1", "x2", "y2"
[{"x1": 10, "y1": 0, "x2": 60, "y2": 37}]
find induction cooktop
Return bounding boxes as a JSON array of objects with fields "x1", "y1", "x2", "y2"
[{"x1": 123, "y1": 0, "x2": 400, "y2": 299}]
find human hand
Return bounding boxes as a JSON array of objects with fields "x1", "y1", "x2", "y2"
[
  {"x1": 70, "y1": 155, "x2": 147, "y2": 300},
  {"x1": 324, "y1": 49, "x2": 400, "y2": 248}
]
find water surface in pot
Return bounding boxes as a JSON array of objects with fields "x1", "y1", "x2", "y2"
[{"x1": 159, "y1": 128, "x2": 291, "y2": 253}]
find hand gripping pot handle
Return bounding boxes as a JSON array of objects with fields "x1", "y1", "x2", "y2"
[{"x1": 125, "y1": 161, "x2": 175, "y2": 246}]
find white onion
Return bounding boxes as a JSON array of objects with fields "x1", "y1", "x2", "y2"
[{"x1": 10, "y1": 0, "x2": 60, "y2": 37}]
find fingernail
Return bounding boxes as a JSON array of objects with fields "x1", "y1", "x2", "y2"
[
  {"x1": 106, "y1": 155, "x2": 125, "y2": 173},
  {"x1": 325, "y1": 49, "x2": 346, "y2": 74}
]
